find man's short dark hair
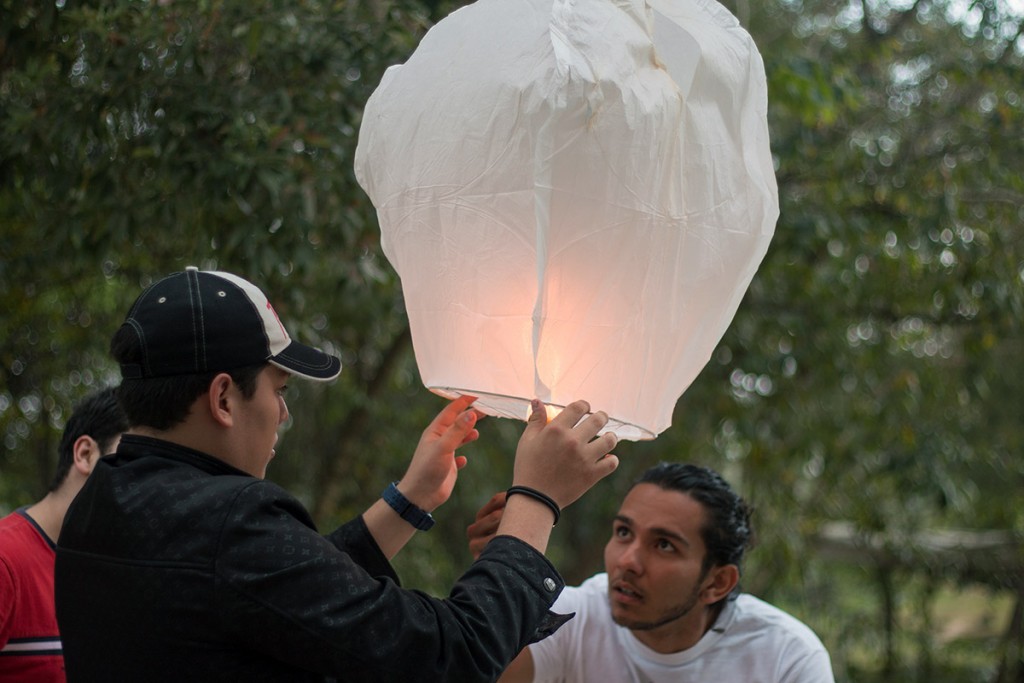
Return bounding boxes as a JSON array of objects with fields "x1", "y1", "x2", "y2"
[
  {"x1": 110, "y1": 324, "x2": 265, "y2": 430},
  {"x1": 50, "y1": 387, "x2": 129, "y2": 492},
  {"x1": 636, "y1": 462, "x2": 754, "y2": 595}
]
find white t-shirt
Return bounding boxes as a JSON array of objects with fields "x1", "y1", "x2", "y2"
[{"x1": 530, "y1": 573, "x2": 834, "y2": 683}]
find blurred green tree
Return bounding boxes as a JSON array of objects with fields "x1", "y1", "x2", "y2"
[{"x1": 1, "y1": 0, "x2": 432, "y2": 508}]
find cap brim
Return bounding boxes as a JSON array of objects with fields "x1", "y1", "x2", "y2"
[{"x1": 270, "y1": 342, "x2": 342, "y2": 381}]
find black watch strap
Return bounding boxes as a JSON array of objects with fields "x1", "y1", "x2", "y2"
[{"x1": 382, "y1": 481, "x2": 435, "y2": 531}]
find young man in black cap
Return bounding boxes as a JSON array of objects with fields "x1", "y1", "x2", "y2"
[{"x1": 54, "y1": 267, "x2": 619, "y2": 682}]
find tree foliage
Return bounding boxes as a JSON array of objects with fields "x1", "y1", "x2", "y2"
[
  {"x1": 1, "y1": 0, "x2": 1022, "y2": 680},
  {"x1": 1, "y1": 0, "x2": 431, "y2": 505}
]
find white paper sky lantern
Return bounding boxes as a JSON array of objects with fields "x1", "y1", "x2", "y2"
[{"x1": 354, "y1": 0, "x2": 778, "y2": 440}]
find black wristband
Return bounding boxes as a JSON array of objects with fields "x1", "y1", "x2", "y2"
[
  {"x1": 382, "y1": 482, "x2": 435, "y2": 531},
  {"x1": 506, "y1": 486, "x2": 560, "y2": 526}
]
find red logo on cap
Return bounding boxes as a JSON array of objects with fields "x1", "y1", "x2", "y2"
[{"x1": 267, "y1": 301, "x2": 289, "y2": 339}]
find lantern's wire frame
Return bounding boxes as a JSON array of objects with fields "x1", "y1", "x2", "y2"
[{"x1": 429, "y1": 386, "x2": 656, "y2": 442}]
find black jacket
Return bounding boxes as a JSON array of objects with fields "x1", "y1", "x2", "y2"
[{"x1": 55, "y1": 435, "x2": 567, "y2": 682}]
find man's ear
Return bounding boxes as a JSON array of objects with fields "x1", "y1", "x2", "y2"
[
  {"x1": 207, "y1": 373, "x2": 237, "y2": 428},
  {"x1": 700, "y1": 564, "x2": 740, "y2": 605},
  {"x1": 72, "y1": 435, "x2": 102, "y2": 476}
]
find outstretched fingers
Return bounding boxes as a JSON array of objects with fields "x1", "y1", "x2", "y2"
[
  {"x1": 548, "y1": 401, "x2": 617, "y2": 457},
  {"x1": 435, "y1": 409, "x2": 479, "y2": 453},
  {"x1": 422, "y1": 396, "x2": 481, "y2": 451},
  {"x1": 427, "y1": 394, "x2": 478, "y2": 435},
  {"x1": 576, "y1": 409, "x2": 610, "y2": 443},
  {"x1": 595, "y1": 447, "x2": 619, "y2": 473},
  {"x1": 551, "y1": 399, "x2": 590, "y2": 428}
]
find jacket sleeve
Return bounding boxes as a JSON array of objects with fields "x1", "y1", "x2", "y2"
[
  {"x1": 213, "y1": 480, "x2": 566, "y2": 682},
  {"x1": 323, "y1": 515, "x2": 398, "y2": 584}
]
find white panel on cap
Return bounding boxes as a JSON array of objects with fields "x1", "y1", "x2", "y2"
[{"x1": 209, "y1": 270, "x2": 292, "y2": 355}]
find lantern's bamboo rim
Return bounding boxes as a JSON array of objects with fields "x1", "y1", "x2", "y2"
[{"x1": 428, "y1": 386, "x2": 655, "y2": 442}]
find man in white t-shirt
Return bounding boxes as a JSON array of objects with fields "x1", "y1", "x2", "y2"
[{"x1": 467, "y1": 463, "x2": 835, "y2": 683}]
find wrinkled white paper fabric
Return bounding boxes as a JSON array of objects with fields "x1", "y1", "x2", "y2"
[{"x1": 355, "y1": 0, "x2": 778, "y2": 440}]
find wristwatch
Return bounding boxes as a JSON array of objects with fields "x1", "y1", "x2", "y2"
[{"x1": 382, "y1": 481, "x2": 435, "y2": 531}]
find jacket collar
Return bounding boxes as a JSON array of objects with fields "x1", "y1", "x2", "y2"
[{"x1": 114, "y1": 434, "x2": 252, "y2": 477}]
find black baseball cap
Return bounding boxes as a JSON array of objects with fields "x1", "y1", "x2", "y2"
[{"x1": 117, "y1": 267, "x2": 341, "y2": 381}]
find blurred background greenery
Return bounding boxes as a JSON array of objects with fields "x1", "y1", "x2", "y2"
[{"x1": 1, "y1": 0, "x2": 1021, "y2": 680}]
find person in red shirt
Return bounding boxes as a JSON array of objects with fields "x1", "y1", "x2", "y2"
[{"x1": 0, "y1": 388, "x2": 128, "y2": 682}]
